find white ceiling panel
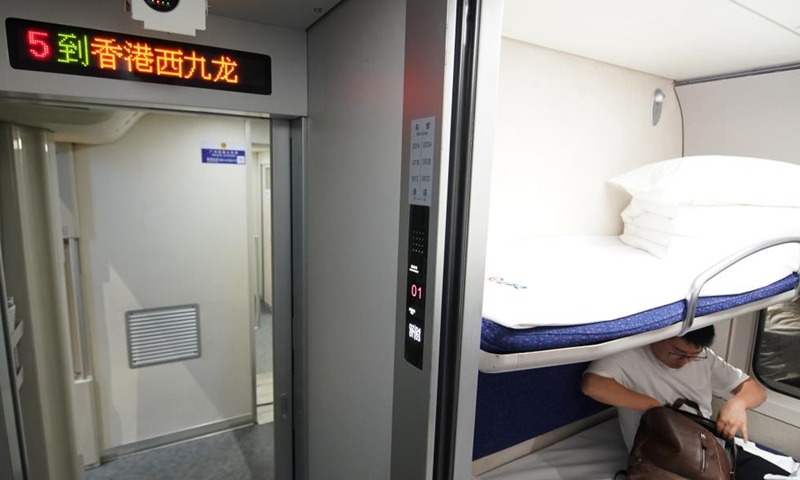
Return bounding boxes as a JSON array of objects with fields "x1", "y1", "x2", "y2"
[
  {"x1": 733, "y1": 0, "x2": 800, "y2": 32},
  {"x1": 502, "y1": 0, "x2": 800, "y2": 81},
  {"x1": 210, "y1": 0, "x2": 343, "y2": 30}
]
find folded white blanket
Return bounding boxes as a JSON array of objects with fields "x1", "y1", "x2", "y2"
[
  {"x1": 623, "y1": 199, "x2": 800, "y2": 238},
  {"x1": 619, "y1": 199, "x2": 800, "y2": 260}
]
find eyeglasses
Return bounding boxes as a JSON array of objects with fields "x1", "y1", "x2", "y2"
[{"x1": 667, "y1": 348, "x2": 708, "y2": 362}]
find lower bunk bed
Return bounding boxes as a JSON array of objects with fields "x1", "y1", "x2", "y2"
[{"x1": 478, "y1": 417, "x2": 800, "y2": 480}]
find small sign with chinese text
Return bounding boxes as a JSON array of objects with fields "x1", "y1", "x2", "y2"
[
  {"x1": 409, "y1": 117, "x2": 435, "y2": 206},
  {"x1": 202, "y1": 142, "x2": 246, "y2": 165}
]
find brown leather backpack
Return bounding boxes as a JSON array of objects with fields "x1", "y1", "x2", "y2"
[{"x1": 627, "y1": 399, "x2": 737, "y2": 480}]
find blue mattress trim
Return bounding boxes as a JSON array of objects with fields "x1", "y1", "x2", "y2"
[{"x1": 481, "y1": 273, "x2": 799, "y2": 355}]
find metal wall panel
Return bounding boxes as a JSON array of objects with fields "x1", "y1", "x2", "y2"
[{"x1": 305, "y1": 0, "x2": 406, "y2": 477}]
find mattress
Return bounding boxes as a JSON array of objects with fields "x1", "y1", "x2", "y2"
[
  {"x1": 478, "y1": 419, "x2": 800, "y2": 480},
  {"x1": 481, "y1": 236, "x2": 799, "y2": 355}
]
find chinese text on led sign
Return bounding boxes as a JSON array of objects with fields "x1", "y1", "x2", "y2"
[{"x1": 6, "y1": 18, "x2": 272, "y2": 95}]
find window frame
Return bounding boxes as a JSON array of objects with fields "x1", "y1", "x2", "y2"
[{"x1": 752, "y1": 303, "x2": 800, "y2": 401}]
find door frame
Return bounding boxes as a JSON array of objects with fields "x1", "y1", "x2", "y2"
[
  {"x1": 290, "y1": 117, "x2": 309, "y2": 480},
  {"x1": 270, "y1": 118, "x2": 307, "y2": 480},
  {"x1": 1, "y1": 93, "x2": 299, "y2": 480}
]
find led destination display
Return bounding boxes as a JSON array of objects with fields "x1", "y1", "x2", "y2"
[{"x1": 6, "y1": 18, "x2": 272, "y2": 95}]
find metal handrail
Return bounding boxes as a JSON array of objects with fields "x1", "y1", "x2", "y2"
[{"x1": 680, "y1": 236, "x2": 800, "y2": 336}]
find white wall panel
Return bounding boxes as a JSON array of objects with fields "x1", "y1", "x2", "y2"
[
  {"x1": 74, "y1": 114, "x2": 251, "y2": 449},
  {"x1": 0, "y1": 0, "x2": 306, "y2": 116},
  {"x1": 677, "y1": 69, "x2": 800, "y2": 164},
  {"x1": 306, "y1": 0, "x2": 406, "y2": 476},
  {"x1": 487, "y1": 39, "x2": 682, "y2": 246}
]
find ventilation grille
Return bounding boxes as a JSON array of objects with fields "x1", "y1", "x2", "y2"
[{"x1": 126, "y1": 304, "x2": 201, "y2": 368}]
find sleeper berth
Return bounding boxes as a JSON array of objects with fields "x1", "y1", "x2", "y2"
[
  {"x1": 476, "y1": 198, "x2": 800, "y2": 476},
  {"x1": 479, "y1": 236, "x2": 800, "y2": 373},
  {"x1": 477, "y1": 418, "x2": 800, "y2": 480}
]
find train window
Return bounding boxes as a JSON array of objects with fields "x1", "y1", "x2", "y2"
[{"x1": 753, "y1": 300, "x2": 800, "y2": 400}]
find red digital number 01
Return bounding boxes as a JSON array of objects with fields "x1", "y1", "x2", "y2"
[
  {"x1": 27, "y1": 29, "x2": 51, "y2": 60},
  {"x1": 411, "y1": 284, "x2": 423, "y2": 300}
]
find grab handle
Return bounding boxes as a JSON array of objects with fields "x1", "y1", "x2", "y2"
[{"x1": 680, "y1": 237, "x2": 800, "y2": 336}]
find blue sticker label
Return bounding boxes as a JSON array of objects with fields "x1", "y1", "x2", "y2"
[{"x1": 202, "y1": 148, "x2": 246, "y2": 165}]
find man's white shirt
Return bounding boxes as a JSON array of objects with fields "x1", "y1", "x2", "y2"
[{"x1": 585, "y1": 345, "x2": 748, "y2": 450}]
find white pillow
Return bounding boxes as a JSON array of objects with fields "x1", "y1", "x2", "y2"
[{"x1": 608, "y1": 156, "x2": 800, "y2": 206}]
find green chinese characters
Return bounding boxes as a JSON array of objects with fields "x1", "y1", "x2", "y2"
[{"x1": 57, "y1": 32, "x2": 90, "y2": 66}]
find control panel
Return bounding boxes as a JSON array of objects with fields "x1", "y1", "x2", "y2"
[
  {"x1": 404, "y1": 205, "x2": 429, "y2": 370},
  {"x1": 403, "y1": 116, "x2": 435, "y2": 370}
]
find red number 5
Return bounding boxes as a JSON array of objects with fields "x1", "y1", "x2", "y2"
[{"x1": 27, "y1": 29, "x2": 51, "y2": 60}]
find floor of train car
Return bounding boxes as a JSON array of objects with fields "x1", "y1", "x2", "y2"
[
  {"x1": 84, "y1": 423, "x2": 274, "y2": 480},
  {"x1": 86, "y1": 306, "x2": 275, "y2": 479}
]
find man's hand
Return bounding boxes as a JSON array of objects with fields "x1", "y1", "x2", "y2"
[
  {"x1": 716, "y1": 378, "x2": 767, "y2": 443},
  {"x1": 717, "y1": 398, "x2": 749, "y2": 442}
]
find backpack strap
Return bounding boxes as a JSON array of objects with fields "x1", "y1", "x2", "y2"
[{"x1": 671, "y1": 398, "x2": 702, "y2": 416}]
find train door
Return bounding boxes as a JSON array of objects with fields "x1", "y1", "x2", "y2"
[{"x1": 0, "y1": 1, "x2": 308, "y2": 478}]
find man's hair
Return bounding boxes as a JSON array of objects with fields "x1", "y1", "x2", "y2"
[{"x1": 682, "y1": 325, "x2": 715, "y2": 348}]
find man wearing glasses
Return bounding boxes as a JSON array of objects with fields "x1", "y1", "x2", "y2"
[{"x1": 581, "y1": 325, "x2": 788, "y2": 479}]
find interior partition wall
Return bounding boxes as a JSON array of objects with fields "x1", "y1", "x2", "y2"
[
  {"x1": 305, "y1": 0, "x2": 405, "y2": 477},
  {"x1": 71, "y1": 114, "x2": 254, "y2": 458}
]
